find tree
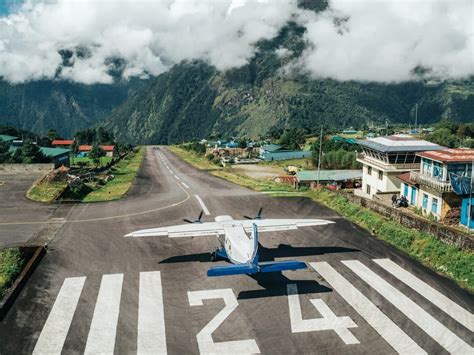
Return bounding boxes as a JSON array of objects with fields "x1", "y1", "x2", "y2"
[
  {"x1": 279, "y1": 128, "x2": 305, "y2": 150},
  {"x1": 47, "y1": 129, "x2": 60, "y2": 142},
  {"x1": 0, "y1": 142, "x2": 10, "y2": 163},
  {"x1": 428, "y1": 128, "x2": 459, "y2": 148},
  {"x1": 20, "y1": 142, "x2": 47, "y2": 163},
  {"x1": 89, "y1": 145, "x2": 105, "y2": 166}
]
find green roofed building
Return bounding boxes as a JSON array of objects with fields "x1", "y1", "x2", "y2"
[
  {"x1": 0, "y1": 134, "x2": 18, "y2": 143},
  {"x1": 9, "y1": 146, "x2": 71, "y2": 168}
]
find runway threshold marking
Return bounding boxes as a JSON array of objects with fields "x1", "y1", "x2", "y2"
[
  {"x1": 84, "y1": 274, "x2": 123, "y2": 354},
  {"x1": 343, "y1": 260, "x2": 473, "y2": 354},
  {"x1": 310, "y1": 262, "x2": 425, "y2": 354},
  {"x1": 374, "y1": 259, "x2": 474, "y2": 332},
  {"x1": 33, "y1": 277, "x2": 86, "y2": 354},
  {"x1": 137, "y1": 271, "x2": 167, "y2": 354},
  {"x1": 194, "y1": 195, "x2": 210, "y2": 215}
]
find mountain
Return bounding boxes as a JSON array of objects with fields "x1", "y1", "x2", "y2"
[
  {"x1": 0, "y1": 78, "x2": 149, "y2": 137},
  {"x1": 102, "y1": 23, "x2": 474, "y2": 144}
]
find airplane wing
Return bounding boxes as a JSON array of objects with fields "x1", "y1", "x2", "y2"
[
  {"x1": 125, "y1": 222, "x2": 224, "y2": 238},
  {"x1": 240, "y1": 219, "x2": 334, "y2": 233}
]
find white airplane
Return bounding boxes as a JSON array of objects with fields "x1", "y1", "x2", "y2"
[{"x1": 125, "y1": 209, "x2": 334, "y2": 277}]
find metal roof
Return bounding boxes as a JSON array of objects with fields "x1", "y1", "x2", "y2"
[
  {"x1": 417, "y1": 149, "x2": 474, "y2": 163},
  {"x1": 296, "y1": 170, "x2": 362, "y2": 182},
  {"x1": 0, "y1": 134, "x2": 18, "y2": 142},
  {"x1": 356, "y1": 135, "x2": 444, "y2": 153},
  {"x1": 39, "y1": 147, "x2": 71, "y2": 157}
]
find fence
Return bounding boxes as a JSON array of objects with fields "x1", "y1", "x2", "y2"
[{"x1": 342, "y1": 191, "x2": 473, "y2": 250}]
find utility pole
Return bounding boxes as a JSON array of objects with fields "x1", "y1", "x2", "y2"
[
  {"x1": 414, "y1": 103, "x2": 418, "y2": 134},
  {"x1": 468, "y1": 159, "x2": 473, "y2": 232},
  {"x1": 317, "y1": 126, "x2": 323, "y2": 188}
]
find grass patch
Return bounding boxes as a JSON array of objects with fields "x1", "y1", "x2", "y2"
[
  {"x1": 27, "y1": 180, "x2": 67, "y2": 203},
  {"x1": 169, "y1": 145, "x2": 474, "y2": 292},
  {"x1": 71, "y1": 156, "x2": 112, "y2": 167},
  {"x1": 168, "y1": 146, "x2": 220, "y2": 171},
  {"x1": 0, "y1": 248, "x2": 25, "y2": 298},
  {"x1": 82, "y1": 147, "x2": 145, "y2": 202}
]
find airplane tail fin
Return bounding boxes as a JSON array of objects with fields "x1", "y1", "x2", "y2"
[{"x1": 207, "y1": 223, "x2": 307, "y2": 277}]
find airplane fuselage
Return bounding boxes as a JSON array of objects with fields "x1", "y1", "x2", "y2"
[{"x1": 215, "y1": 215, "x2": 255, "y2": 264}]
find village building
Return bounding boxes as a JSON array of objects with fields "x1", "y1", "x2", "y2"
[
  {"x1": 0, "y1": 134, "x2": 18, "y2": 145},
  {"x1": 398, "y1": 148, "x2": 474, "y2": 222},
  {"x1": 295, "y1": 170, "x2": 362, "y2": 189},
  {"x1": 259, "y1": 144, "x2": 312, "y2": 161},
  {"x1": 78, "y1": 145, "x2": 115, "y2": 157},
  {"x1": 355, "y1": 135, "x2": 443, "y2": 199},
  {"x1": 51, "y1": 139, "x2": 75, "y2": 148}
]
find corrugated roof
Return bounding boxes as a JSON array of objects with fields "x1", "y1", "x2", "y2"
[
  {"x1": 101, "y1": 145, "x2": 115, "y2": 151},
  {"x1": 0, "y1": 134, "x2": 18, "y2": 142},
  {"x1": 52, "y1": 139, "x2": 74, "y2": 145},
  {"x1": 356, "y1": 135, "x2": 444, "y2": 153},
  {"x1": 40, "y1": 147, "x2": 71, "y2": 157},
  {"x1": 78, "y1": 145, "x2": 92, "y2": 151},
  {"x1": 296, "y1": 170, "x2": 362, "y2": 182},
  {"x1": 417, "y1": 148, "x2": 474, "y2": 163}
]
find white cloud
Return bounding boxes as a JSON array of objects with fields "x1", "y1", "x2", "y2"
[
  {"x1": 293, "y1": 0, "x2": 474, "y2": 82},
  {"x1": 0, "y1": 0, "x2": 298, "y2": 83},
  {"x1": 0, "y1": 0, "x2": 472, "y2": 84}
]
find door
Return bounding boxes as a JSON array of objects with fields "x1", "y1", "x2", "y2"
[{"x1": 410, "y1": 187, "x2": 417, "y2": 205}]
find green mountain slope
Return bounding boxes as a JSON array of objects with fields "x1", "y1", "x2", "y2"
[
  {"x1": 102, "y1": 24, "x2": 474, "y2": 144},
  {"x1": 0, "y1": 78, "x2": 149, "y2": 137}
]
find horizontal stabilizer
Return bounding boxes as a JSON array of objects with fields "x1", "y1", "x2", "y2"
[
  {"x1": 259, "y1": 260, "x2": 307, "y2": 273},
  {"x1": 207, "y1": 263, "x2": 258, "y2": 277},
  {"x1": 207, "y1": 260, "x2": 307, "y2": 277}
]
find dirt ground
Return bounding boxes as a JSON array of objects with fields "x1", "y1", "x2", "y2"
[{"x1": 231, "y1": 164, "x2": 284, "y2": 179}]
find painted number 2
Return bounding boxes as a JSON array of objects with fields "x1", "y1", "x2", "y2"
[
  {"x1": 287, "y1": 284, "x2": 359, "y2": 344},
  {"x1": 188, "y1": 288, "x2": 260, "y2": 354}
]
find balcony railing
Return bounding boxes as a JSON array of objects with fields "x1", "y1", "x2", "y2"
[
  {"x1": 409, "y1": 171, "x2": 452, "y2": 192},
  {"x1": 356, "y1": 153, "x2": 419, "y2": 171}
]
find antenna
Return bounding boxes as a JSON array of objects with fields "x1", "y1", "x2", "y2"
[
  {"x1": 317, "y1": 126, "x2": 323, "y2": 187},
  {"x1": 415, "y1": 103, "x2": 418, "y2": 134}
]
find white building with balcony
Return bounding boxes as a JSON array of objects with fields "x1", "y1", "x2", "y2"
[
  {"x1": 399, "y1": 148, "x2": 474, "y2": 220},
  {"x1": 355, "y1": 135, "x2": 443, "y2": 199}
]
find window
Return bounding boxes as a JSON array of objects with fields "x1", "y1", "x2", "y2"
[
  {"x1": 378, "y1": 170, "x2": 383, "y2": 180},
  {"x1": 366, "y1": 184, "x2": 371, "y2": 195},
  {"x1": 422, "y1": 194, "x2": 428, "y2": 209},
  {"x1": 367, "y1": 166, "x2": 372, "y2": 175},
  {"x1": 432, "y1": 198, "x2": 438, "y2": 214}
]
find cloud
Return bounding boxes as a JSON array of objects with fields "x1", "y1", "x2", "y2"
[
  {"x1": 292, "y1": 0, "x2": 474, "y2": 82},
  {"x1": 0, "y1": 0, "x2": 298, "y2": 83},
  {"x1": 0, "y1": 0, "x2": 472, "y2": 84}
]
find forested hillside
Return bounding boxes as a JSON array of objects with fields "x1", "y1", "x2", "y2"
[
  {"x1": 102, "y1": 22, "x2": 474, "y2": 144},
  {"x1": 0, "y1": 78, "x2": 148, "y2": 137}
]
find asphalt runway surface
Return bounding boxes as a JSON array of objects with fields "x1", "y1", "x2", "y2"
[{"x1": 0, "y1": 147, "x2": 473, "y2": 354}]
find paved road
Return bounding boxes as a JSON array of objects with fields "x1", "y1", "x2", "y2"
[{"x1": 0, "y1": 147, "x2": 473, "y2": 354}]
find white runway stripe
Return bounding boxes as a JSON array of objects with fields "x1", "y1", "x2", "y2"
[
  {"x1": 310, "y1": 262, "x2": 425, "y2": 355},
  {"x1": 374, "y1": 259, "x2": 474, "y2": 332},
  {"x1": 84, "y1": 274, "x2": 123, "y2": 354},
  {"x1": 181, "y1": 182, "x2": 190, "y2": 189},
  {"x1": 343, "y1": 260, "x2": 473, "y2": 354},
  {"x1": 33, "y1": 277, "x2": 86, "y2": 355},
  {"x1": 195, "y1": 195, "x2": 210, "y2": 215},
  {"x1": 137, "y1": 271, "x2": 167, "y2": 354},
  {"x1": 174, "y1": 174, "x2": 180, "y2": 180}
]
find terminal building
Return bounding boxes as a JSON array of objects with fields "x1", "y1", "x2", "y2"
[
  {"x1": 355, "y1": 135, "x2": 443, "y2": 199},
  {"x1": 398, "y1": 148, "x2": 474, "y2": 222}
]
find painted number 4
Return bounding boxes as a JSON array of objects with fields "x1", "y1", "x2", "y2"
[
  {"x1": 287, "y1": 284, "x2": 359, "y2": 344},
  {"x1": 188, "y1": 289, "x2": 260, "y2": 354}
]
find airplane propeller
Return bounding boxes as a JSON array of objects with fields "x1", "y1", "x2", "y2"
[
  {"x1": 183, "y1": 210, "x2": 204, "y2": 224},
  {"x1": 244, "y1": 207, "x2": 263, "y2": 220}
]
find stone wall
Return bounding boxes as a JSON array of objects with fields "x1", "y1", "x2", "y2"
[
  {"x1": 0, "y1": 164, "x2": 54, "y2": 174},
  {"x1": 344, "y1": 192, "x2": 474, "y2": 250}
]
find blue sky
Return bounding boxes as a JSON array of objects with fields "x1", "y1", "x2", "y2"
[{"x1": 0, "y1": 0, "x2": 24, "y2": 16}]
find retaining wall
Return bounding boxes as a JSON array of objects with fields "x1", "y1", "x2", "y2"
[{"x1": 343, "y1": 192, "x2": 474, "y2": 250}]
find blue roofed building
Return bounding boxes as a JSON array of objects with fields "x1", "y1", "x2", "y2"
[{"x1": 259, "y1": 144, "x2": 312, "y2": 161}]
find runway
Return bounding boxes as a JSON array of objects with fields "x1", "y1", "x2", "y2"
[{"x1": 0, "y1": 146, "x2": 472, "y2": 354}]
